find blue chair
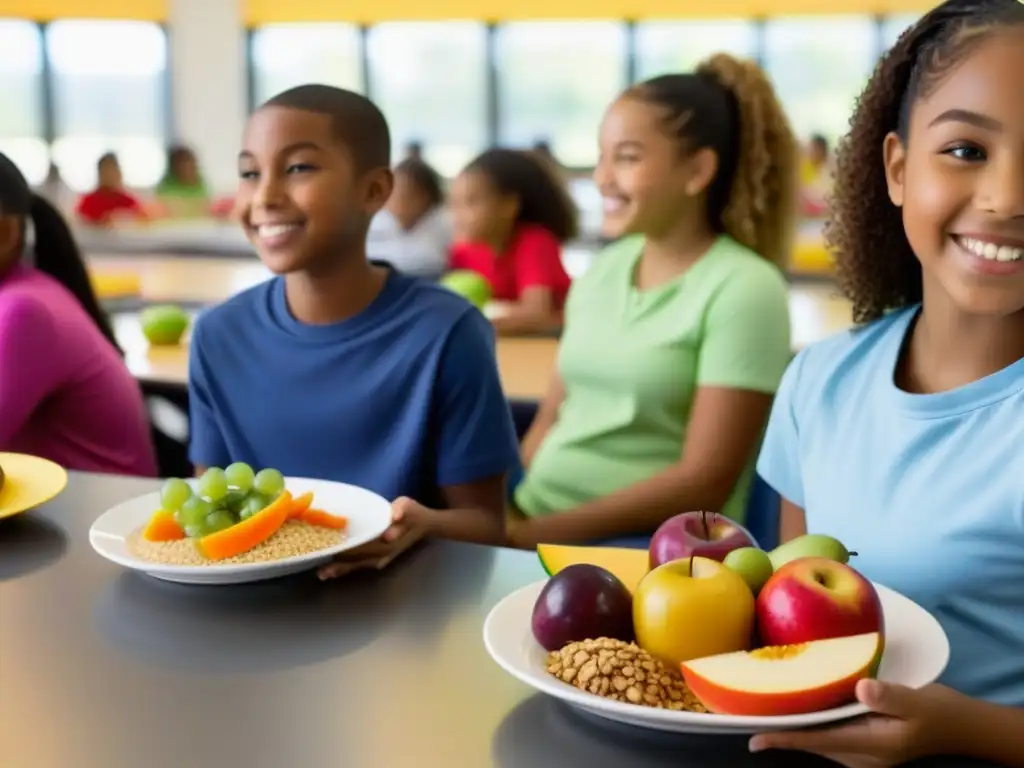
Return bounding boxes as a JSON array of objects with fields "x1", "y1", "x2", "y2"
[{"x1": 505, "y1": 397, "x2": 781, "y2": 551}]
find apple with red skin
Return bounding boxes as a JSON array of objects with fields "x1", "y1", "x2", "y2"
[
  {"x1": 649, "y1": 511, "x2": 758, "y2": 569},
  {"x1": 757, "y1": 556, "x2": 884, "y2": 647}
]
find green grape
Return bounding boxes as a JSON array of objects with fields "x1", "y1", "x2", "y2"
[
  {"x1": 159, "y1": 478, "x2": 193, "y2": 512},
  {"x1": 238, "y1": 492, "x2": 270, "y2": 521},
  {"x1": 204, "y1": 509, "x2": 236, "y2": 534},
  {"x1": 198, "y1": 467, "x2": 229, "y2": 502},
  {"x1": 225, "y1": 462, "x2": 255, "y2": 492},
  {"x1": 184, "y1": 524, "x2": 205, "y2": 539},
  {"x1": 179, "y1": 496, "x2": 214, "y2": 529},
  {"x1": 253, "y1": 468, "x2": 285, "y2": 498},
  {"x1": 223, "y1": 489, "x2": 247, "y2": 514}
]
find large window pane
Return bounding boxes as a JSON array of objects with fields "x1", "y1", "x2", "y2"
[
  {"x1": 367, "y1": 22, "x2": 486, "y2": 177},
  {"x1": 634, "y1": 20, "x2": 758, "y2": 81},
  {"x1": 496, "y1": 21, "x2": 627, "y2": 168},
  {"x1": 763, "y1": 16, "x2": 878, "y2": 144},
  {"x1": 250, "y1": 24, "x2": 363, "y2": 107},
  {"x1": 47, "y1": 20, "x2": 168, "y2": 191},
  {"x1": 0, "y1": 20, "x2": 47, "y2": 185},
  {"x1": 882, "y1": 14, "x2": 921, "y2": 50}
]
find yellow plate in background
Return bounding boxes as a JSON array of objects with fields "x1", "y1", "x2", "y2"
[{"x1": 0, "y1": 453, "x2": 69, "y2": 520}]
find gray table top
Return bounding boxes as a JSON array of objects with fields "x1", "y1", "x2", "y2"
[{"x1": 0, "y1": 473, "x2": 997, "y2": 768}]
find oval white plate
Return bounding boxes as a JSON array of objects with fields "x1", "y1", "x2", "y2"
[
  {"x1": 484, "y1": 579, "x2": 950, "y2": 734},
  {"x1": 90, "y1": 477, "x2": 391, "y2": 585}
]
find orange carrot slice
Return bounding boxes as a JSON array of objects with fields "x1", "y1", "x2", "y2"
[
  {"x1": 299, "y1": 508, "x2": 348, "y2": 530},
  {"x1": 288, "y1": 491, "x2": 314, "y2": 519},
  {"x1": 143, "y1": 510, "x2": 186, "y2": 542},
  {"x1": 196, "y1": 491, "x2": 293, "y2": 561}
]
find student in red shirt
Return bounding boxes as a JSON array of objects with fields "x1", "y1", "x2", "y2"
[
  {"x1": 75, "y1": 153, "x2": 145, "y2": 226},
  {"x1": 449, "y1": 149, "x2": 577, "y2": 334}
]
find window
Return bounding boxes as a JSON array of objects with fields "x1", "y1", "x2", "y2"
[
  {"x1": 0, "y1": 19, "x2": 47, "y2": 185},
  {"x1": 634, "y1": 20, "x2": 759, "y2": 81},
  {"x1": 250, "y1": 24, "x2": 363, "y2": 107},
  {"x1": 882, "y1": 14, "x2": 921, "y2": 50},
  {"x1": 46, "y1": 20, "x2": 169, "y2": 191},
  {"x1": 367, "y1": 22, "x2": 487, "y2": 176},
  {"x1": 495, "y1": 21, "x2": 627, "y2": 168},
  {"x1": 763, "y1": 16, "x2": 878, "y2": 145}
]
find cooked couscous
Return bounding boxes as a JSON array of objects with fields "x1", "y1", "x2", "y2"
[{"x1": 129, "y1": 520, "x2": 344, "y2": 566}]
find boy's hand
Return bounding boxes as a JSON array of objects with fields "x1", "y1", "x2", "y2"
[
  {"x1": 749, "y1": 680, "x2": 958, "y2": 766},
  {"x1": 316, "y1": 497, "x2": 433, "y2": 580}
]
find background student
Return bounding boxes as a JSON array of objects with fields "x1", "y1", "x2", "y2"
[
  {"x1": 368, "y1": 157, "x2": 451, "y2": 279},
  {"x1": 449, "y1": 148, "x2": 577, "y2": 334},
  {"x1": 0, "y1": 152, "x2": 157, "y2": 476},
  {"x1": 75, "y1": 152, "x2": 146, "y2": 226}
]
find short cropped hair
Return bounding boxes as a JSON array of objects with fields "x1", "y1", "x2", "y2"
[{"x1": 262, "y1": 84, "x2": 391, "y2": 172}]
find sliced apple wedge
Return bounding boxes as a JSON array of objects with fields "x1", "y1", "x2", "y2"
[{"x1": 680, "y1": 632, "x2": 882, "y2": 716}]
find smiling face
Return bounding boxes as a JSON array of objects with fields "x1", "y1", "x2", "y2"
[
  {"x1": 593, "y1": 95, "x2": 715, "y2": 240},
  {"x1": 884, "y1": 27, "x2": 1024, "y2": 317},
  {"x1": 236, "y1": 106, "x2": 391, "y2": 275}
]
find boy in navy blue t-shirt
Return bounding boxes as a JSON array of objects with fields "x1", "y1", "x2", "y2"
[{"x1": 188, "y1": 85, "x2": 520, "y2": 559}]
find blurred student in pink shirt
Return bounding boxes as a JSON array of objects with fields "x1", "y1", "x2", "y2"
[{"x1": 0, "y1": 152, "x2": 156, "y2": 476}]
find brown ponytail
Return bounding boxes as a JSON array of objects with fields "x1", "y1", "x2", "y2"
[
  {"x1": 696, "y1": 54, "x2": 800, "y2": 269},
  {"x1": 630, "y1": 55, "x2": 799, "y2": 268}
]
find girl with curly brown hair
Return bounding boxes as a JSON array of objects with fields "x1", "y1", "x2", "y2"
[
  {"x1": 753, "y1": 1, "x2": 1024, "y2": 763},
  {"x1": 351, "y1": 53, "x2": 800, "y2": 561}
]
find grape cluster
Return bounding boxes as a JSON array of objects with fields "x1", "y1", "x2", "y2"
[{"x1": 159, "y1": 463, "x2": 286, "y2": 538}]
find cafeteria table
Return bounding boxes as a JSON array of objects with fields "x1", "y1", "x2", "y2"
[
  {"x1": 111, "y1": 275, "x2": 853, "y2": 401},
  {"x1": 0, "y1": 472, "x2": 996, "y2": 768},
  {"x1": 113, "y1": 312, "x2": 559, "y2": 400}
]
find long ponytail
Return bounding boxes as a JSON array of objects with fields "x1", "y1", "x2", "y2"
[
  {"x1": 629, "y1": 55, "x2": 799, "y2": 267},
  {"x1": 28, "y1": 194, "x2": 124, "y2": 356}
]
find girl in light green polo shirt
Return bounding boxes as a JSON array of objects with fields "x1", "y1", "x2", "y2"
[{"x1": 378, "y1": 53, "x2": 799, "y2": 550}]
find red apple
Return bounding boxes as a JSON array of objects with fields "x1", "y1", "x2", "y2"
[
  {"x1": 649, "y1": 511, "x2": 757, "y2": 568},
  {"x1": 680, "y1": 631, "x2": 883, "y2": 716},
  {"x1": 757, "y1": 557, "x2": 884, "y2": 647}
]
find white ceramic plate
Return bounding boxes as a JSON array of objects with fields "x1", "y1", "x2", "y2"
[
  {"x1": 484, "y1": 579, "x2": 950, "y2": 735},
  {"x1": 90, "y1": 477, "x2": 391, "y2": 585}
]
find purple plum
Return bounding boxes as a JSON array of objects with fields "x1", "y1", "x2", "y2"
[{"x1": 531, "y1": 564, "x2": 635, "y2": 651}]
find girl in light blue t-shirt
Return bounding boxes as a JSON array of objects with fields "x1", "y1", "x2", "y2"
[{"x1": 752, "y1": 1, "x2": 1024, "y2": 764}]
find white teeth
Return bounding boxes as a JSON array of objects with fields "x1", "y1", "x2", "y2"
[
  {"x1": 959, "y1": 237, "x2": 1024, "y2": 263},
  {"x1": 603, "y1": 198, "x2": 628, "y2": 213},
  {"x1": 258, "y1": 224, "x2": 300, "y2": 238}
]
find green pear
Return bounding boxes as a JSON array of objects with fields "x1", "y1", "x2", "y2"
[
  {"x1": 768, "y1": 534, "x2": 856, "y2": 571},
  {"x1": 723, "y1": 547, "x2": 774, "y2": 595}
]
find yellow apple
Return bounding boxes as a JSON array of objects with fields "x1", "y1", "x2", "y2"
[
  {"x1": 633, "y1": 556, "x2": 755, "y2": 668},
  {"x1": 680, "y1": 631, "x2": 883, "y2": 716}
]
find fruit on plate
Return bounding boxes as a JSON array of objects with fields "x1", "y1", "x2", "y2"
[
  {"x1": 140, "y1": 304, "x2": 190, "y2": 345},
  {"x1": 723, "y1": 547, "x2": 773, "y2": 595},
  {"x1": 148, "y1": 465, "x2": 347, "y2": 552},
  {"x1": 537, "y1": 544, "x2": 649, "y2": 593},
  {"x1": 633, "y1": 557, "x2": 755, "y2": 667},
  {"x1": 196, "y1": 491, "x2": 293, "y2": 561},
  {"x1": 142, "y1": 509, "x2": 185, "y2": 542},
  {"x1": 769, "y1": 533, "x2": 856, "y2": 571},
  {"x1": 680, "y1": 631, "x2": 882, "y2": 716},
  {"x1": 649, "y1": 511, "x2": 757, "y2": 568},
  {"x1": 757, "y1": 557, "x2": 883, "y2": 647},
  {"x1": 531, "y1": 564, "x2": 634, "y2": 651}
]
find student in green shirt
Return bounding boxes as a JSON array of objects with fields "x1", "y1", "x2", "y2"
[
  {"x1": 156, "y1": 145, "x2": 209, "y2": 218},
  {"x1": 326, "y1": 53, "x2": 799, "y2": 566}
]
